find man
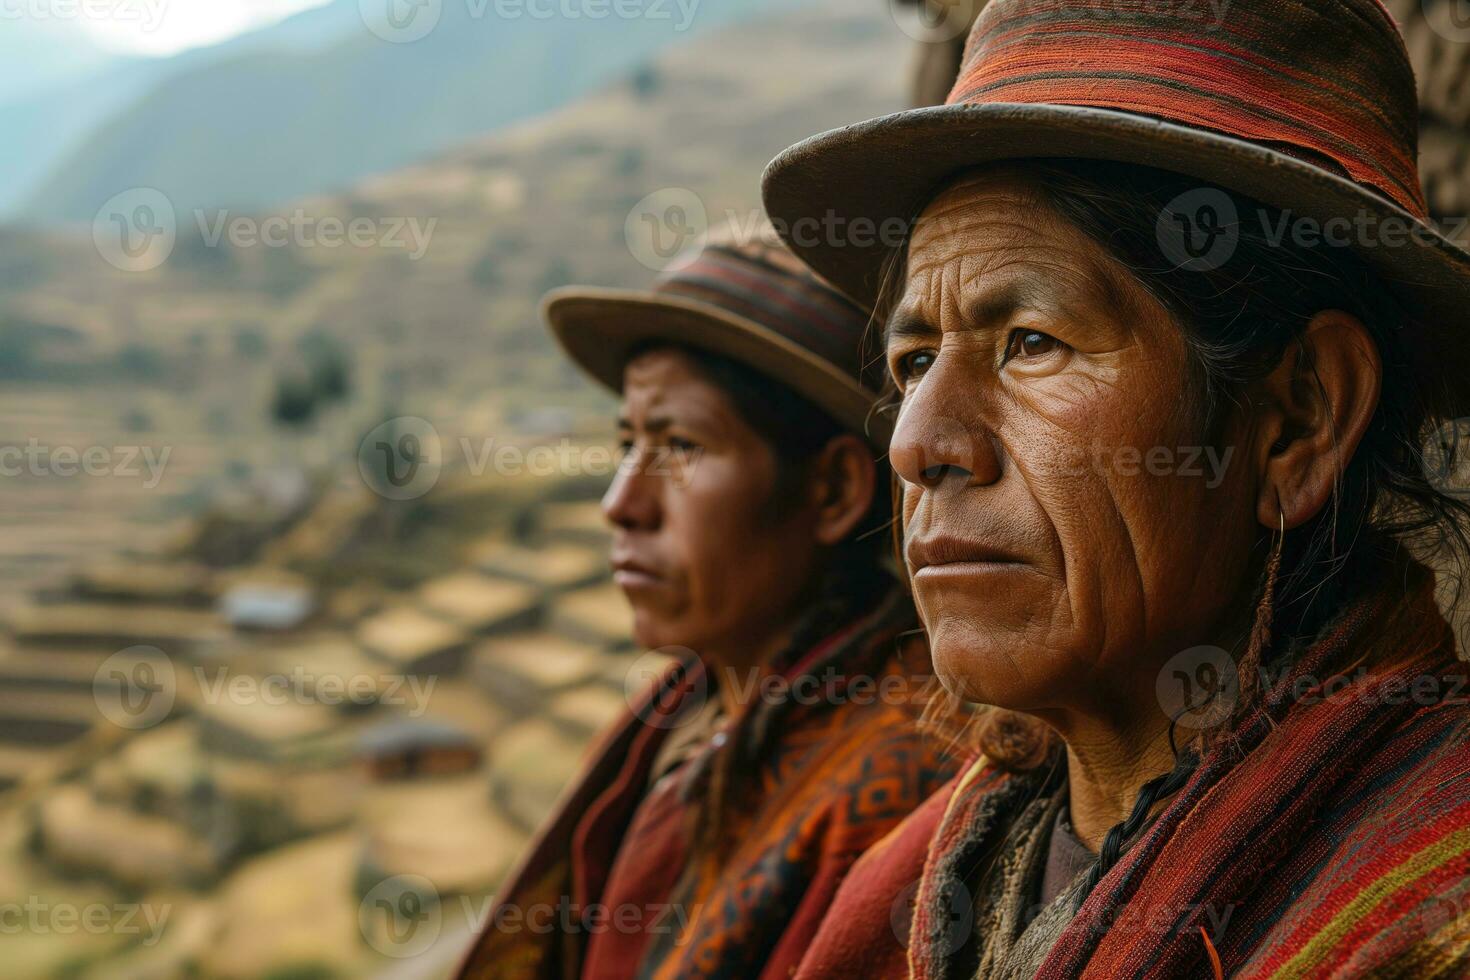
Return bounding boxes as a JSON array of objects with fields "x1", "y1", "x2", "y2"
[{"x1": 455, "y1": 232, "x2": 959, "y2": 979}]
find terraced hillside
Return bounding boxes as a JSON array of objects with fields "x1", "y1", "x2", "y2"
[{"x1": 0, "y1": 457, "x2": 663, "y2": 979}]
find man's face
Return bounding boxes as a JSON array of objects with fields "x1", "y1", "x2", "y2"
[
  {"x1": 884, "y1": 171, "x2": 1259, "y2": 719},
  {"x1": 603, "y1": 348, "x2": 819, "y2": 656}
]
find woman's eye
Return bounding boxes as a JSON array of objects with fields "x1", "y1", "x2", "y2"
[
  {"x1": 894, "y1": 349, "x2": 937, "y2": 384},
  {"x1": 668, "y1": 436, "x2": 699, "y2": 452},
  {"x1": 1006, "y1": 329, "x2": 1062, "y2": 361}
]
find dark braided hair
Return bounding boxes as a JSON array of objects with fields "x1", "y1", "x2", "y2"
[{"x1": 869, "y1": 157, "x2": 1470, "y2": 901}]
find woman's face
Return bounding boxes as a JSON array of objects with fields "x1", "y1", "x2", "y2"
[{"x1": 885, "y1": 171, "x2": 1262, "y2": 719}]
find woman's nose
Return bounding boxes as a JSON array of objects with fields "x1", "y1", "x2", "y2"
[{"x1": 887, "y1": 368, "x2": 1002, "y2": 491}]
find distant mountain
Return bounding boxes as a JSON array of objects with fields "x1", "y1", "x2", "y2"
[
  {"x1": 0, "y1": 0, "x2": 364, "y2": 217},
  {"x1": 17, "y1": 0, "x2": 787, "y2": 225}
]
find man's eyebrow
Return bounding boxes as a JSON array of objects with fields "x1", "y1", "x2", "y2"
[
  {"x1": 616, "y1": 415, "x2": 672, "y2": 432},
  {"x1": 883, "y1": 309, "x2": 935, "y2": 346}
]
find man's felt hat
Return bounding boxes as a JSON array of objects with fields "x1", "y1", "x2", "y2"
[{"x1": 544, "y1": 235, "x2": 889, "y2": 446}]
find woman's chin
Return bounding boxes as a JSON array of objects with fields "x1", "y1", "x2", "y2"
[{"x1": 929, "y1": 632, "x2": 1050, "y2": 710}]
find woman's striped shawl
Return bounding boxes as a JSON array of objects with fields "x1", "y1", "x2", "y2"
[{"x1": 903, "y1": 553, "x2": 1470, "y2": 979}]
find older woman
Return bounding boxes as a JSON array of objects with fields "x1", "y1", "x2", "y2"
[
  {"x1": 761, "y1": 0, "x2": 1470, "y2": 976},
  {"x1": 456, "y1": 235, "x2": 959, "y2": 979}
]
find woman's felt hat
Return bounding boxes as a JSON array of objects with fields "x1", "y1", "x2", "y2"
[{"x1": 762, "y1": 0, "x2": 1470, "y2": 409}]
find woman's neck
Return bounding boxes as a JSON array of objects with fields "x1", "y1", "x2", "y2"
[{"x1": 1059, "y1": 715, "x2": 1179, "y2": 852}]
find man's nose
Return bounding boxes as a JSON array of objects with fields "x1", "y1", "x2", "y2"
[
  {"x1": 887, "y1": 362, "x2": 1002, "y2": 491},
  {"x1": 601, "y1": 451, "x2": 662, "y2": 530}
]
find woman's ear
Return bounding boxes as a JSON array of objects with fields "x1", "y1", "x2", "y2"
[
  {"x1": 1254, "y1": 310, "x2": 1381, "y2": 529},
  {"x1": 809, "y1": 433, "x2": 878, "y2": 547}
]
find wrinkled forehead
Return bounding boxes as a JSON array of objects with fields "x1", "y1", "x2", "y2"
[{"x1": 893, "y1": 169, "x2": 1149, "y2": 331}]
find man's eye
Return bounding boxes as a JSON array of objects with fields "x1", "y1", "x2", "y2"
[
  {"x1": 1005, "y1": 329, "x2": 1063, "y2": 361},
  {"x1": 668, "y1": 436, "x2": 699, "y2": 452},
  {"x1": 894, "y1": 349, "x2": 937, "y2": 384}
]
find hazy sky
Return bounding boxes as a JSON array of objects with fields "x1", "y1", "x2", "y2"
[{"x1": 75, "y1": 0, "x2": 331, "y2": 55}]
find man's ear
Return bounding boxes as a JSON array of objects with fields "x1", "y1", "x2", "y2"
[
  {"x1": 1253, "y1": 310, "x2": 1381, "y2": 529},
  {"x1": 808, "y1": 433, "x2": 878, "y2": 547}
]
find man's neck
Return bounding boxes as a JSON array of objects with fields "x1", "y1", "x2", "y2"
[{"x1": 706, "y1": 620, "x2": 804, "y2": 720}]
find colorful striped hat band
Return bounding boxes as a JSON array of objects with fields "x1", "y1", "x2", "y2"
[
  {"x1": 648, "y1": 241, "x2": 874, "y2": 385},
  {"x1": 947, "y1": 0, "x2": 1425, "y2": 216}
]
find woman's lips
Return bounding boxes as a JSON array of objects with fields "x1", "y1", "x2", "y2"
[
  {"x1": 905, "y1": 533, "x2": 1026, "y2": 575},
  {"x1": 910, "y1": 560, "x2": 1025, "y2": 581}
]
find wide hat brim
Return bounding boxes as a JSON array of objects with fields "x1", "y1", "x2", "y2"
[
  {"x1": 762, "y1": 103, "x2": 1470, "y2": 414},
  {"x1": 543, "y1": 287, "x2": 890, "y2": 447}
]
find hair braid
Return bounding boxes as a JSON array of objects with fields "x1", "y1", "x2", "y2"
[{"x1": 1073, "y1": 751, "x2": 1200, "y2": 911}]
